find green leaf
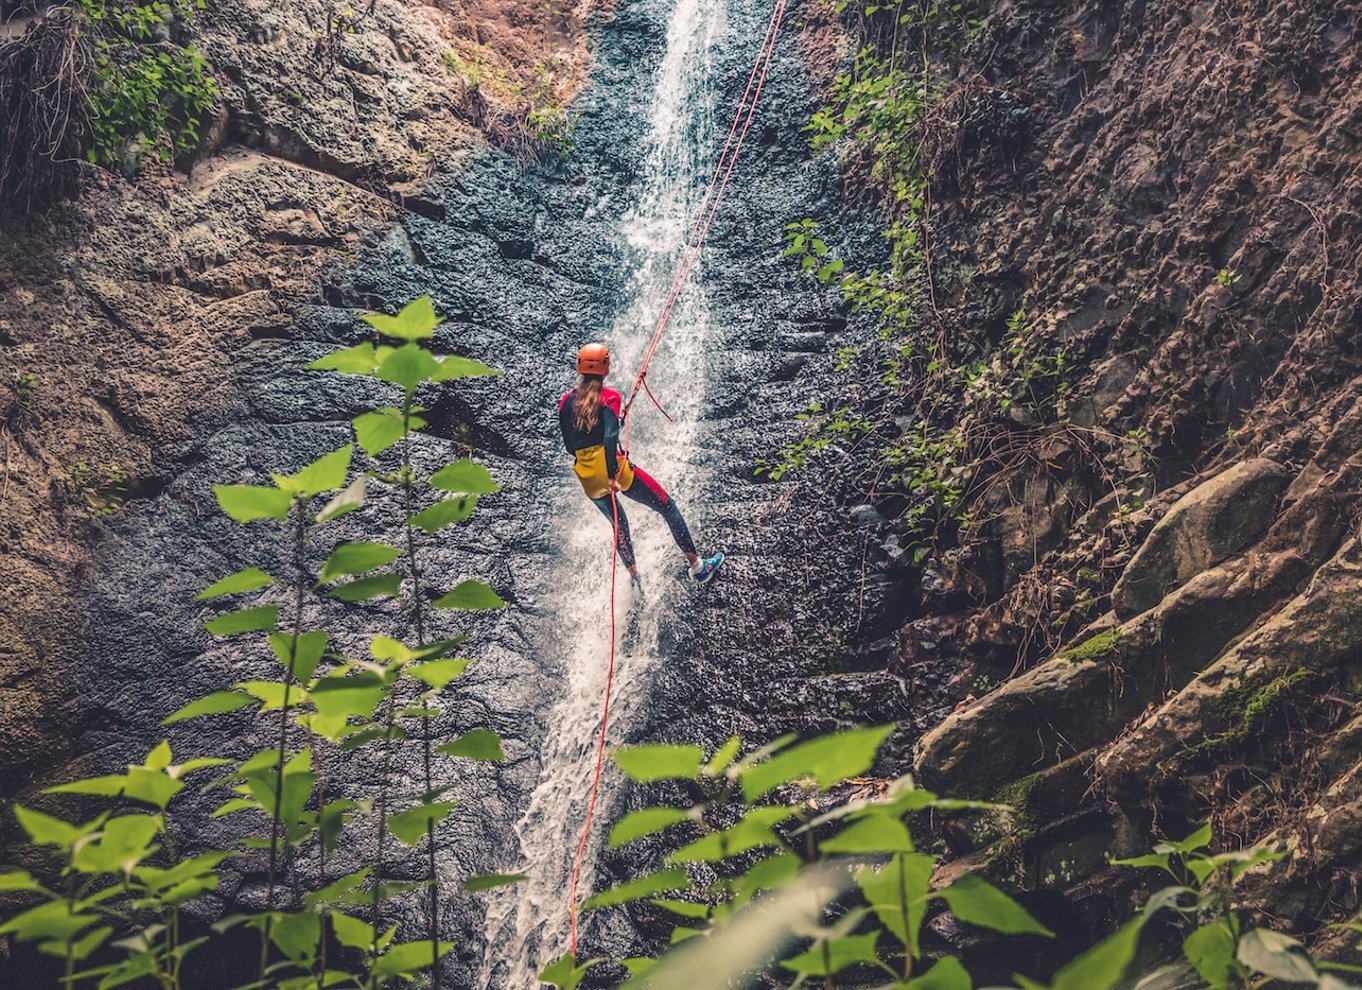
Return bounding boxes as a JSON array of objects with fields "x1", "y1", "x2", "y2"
[
  {"x1": 1050, "y1": 914, "x2": 1146, "y2": 990},
  {"x1": 0, "y1": 900, "x2": 99, "y2": 942},
  {"x1": 376, "y1": 343, "x2": 441, "y2": 394},
  {"x1": 13, "y1": 806, "x2": 86, "y2": 847},
  {"x1": 937, "y1": 874, "x2": 1053, "y2": 937},
  {"x1": 329, "y1": 912, "x2": 372, "y2": 952},
  {"x1": 214, "y1": 485, "x2": 292, "y2": 523},
  {"x1": 319, "y1": 542, "x2": 402, "y2": 584},
  {"x1": 538, "y1": 953, "x2": 603, "y2": 990},
  {"x1": 432, "y1": 354, "x2": 500, "y2": 380},
  {"x1": 316, "y1": 475, "x2": 367, "y2": 523},
  {"x1": 0, "y1": 871, "x2": 43, "y2": 892},
  {"x1": 705, "y1": 735, "x2": 742, "y2": 776},
  {"x1": 740, "y1": 726, "x2": 892, "y2": 801},
  {"x1": 371, "y1": 940, "x2": 455, "y2": 979},
  {"x1": 319, "y1": 799, "x2": 359, "y2": 856},
  {"x1": 728, "y1": 852, "x2": 803, "y2": 908},
  {"x1": 462, "y1": 873, "x2": 527, "y2": 892},
  {"x1": 905, "y1": 955, "x2": 971, "y2": 989},
  {"x1": 352, "y1": 409, "x2": 406, "y2": 456},
  {"x1": 72, "y1": 815, "x2": 160, "y2": 874},
  {"x1": 204, "y1": 605, "x2": 279, "y2": 637},
  {"x1": 781, "y1": 931, "x2": 880, "y2": 975},
  {"x1": 651, "y1": 898, "x2": 709, "y2": 920},
  {"x1": 270, "y1": 910, "x2": 321, "y2": 964},
  {"x1": 388, "y1": 802, "x2": 456, "y2": 847},
  {"x1": 1110, "y1": 852, "x2": 1173, "y2": 875},
  {"x1": 163, "y1": 691, "x2": 256, "y2": 724},
  {"x1": 269, "y1": 630, "x2": 329, "y2": 684},
  {"x1": 307, "y1": 342, "x2": 379, "y2": 374},
  {"x1": 310, "y1": 671, "x2": 385, "y2": 719},
  {"x1": 432, "y1": 579, "x2": 504, "y2": 610},
  {"x1": 1183, "y1": 922, "x2": 1237, "y2": 990},
  {"x1": 197, "y1": 567, "x2": 274, "y2": 601},
  {"x1": 361, "y1": 296, "x2": 442, "y2": 342},
  {"x1": 429, "y1": 458, "x2": 499, "y2": 495},
  {"x1": 667, "y1": 807, "x2": 795, "y2": 864},
  {"x1": 1164, "y1": 823, "x2": 1214, "y2": 855},
  {"x1": 820, "y1": 816, "x2": 914, "y2": 855},
  {"x1": 614, "y1": 744, "x2": 704, "y2": 782},
  {"x1": 1236, "y1": 928, "x2": 1317, "y2": 983},
  {"x1": 326, "y1": 573, "x2": 402, "y2": 602},
  {"x1": 582, "y1": 868, "x2": 689, "y2": 911},
  {"x1": 235, "y1": 680, "x2": 304, "y2": 711},
  {"x1": 856, "y1": 853, "x2": 934, "y2": 956},
  {"x1": 438, "y1": 729, "x2": 503, "y2": 761},
  {"x1": 408, "y1": 658, "x2": 470, "y2": 691},
  {"x1": 609, "y1": 808, "x2": 692, "y2": 848},
  {"x1": 279, "y1": 446, "x2": 352, "y2": 497},
  {"x1": 409, "y1": 497, "x2": 477, "y2": 533}
]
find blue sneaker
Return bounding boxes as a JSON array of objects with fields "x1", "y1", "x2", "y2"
[{"x1": 690, "y1": 551, "x2": 725, "y2": 585}]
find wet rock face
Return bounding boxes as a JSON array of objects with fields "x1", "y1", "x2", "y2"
[{"x1": 899, "y1": 0, "x2": 1362, "y2": 940}]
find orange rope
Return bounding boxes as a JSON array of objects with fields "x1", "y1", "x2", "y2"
[{"x1": 565, "y1": 0, "x2": 788, "y2": 962}]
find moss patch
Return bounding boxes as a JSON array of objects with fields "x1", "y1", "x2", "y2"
[{"x1": 1060, "y1": 628, "x2": 1123, "y2": 663}]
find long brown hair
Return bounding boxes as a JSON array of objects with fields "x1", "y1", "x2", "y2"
[{"x1": 572, "y1": 374, "x2": 604, "y2": 431}]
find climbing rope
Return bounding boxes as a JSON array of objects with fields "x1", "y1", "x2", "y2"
[{"x1": 565, "y1": 0, "x2": 789, "y2": 963}]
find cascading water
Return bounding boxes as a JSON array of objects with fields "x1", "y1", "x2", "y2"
[{"x1": 478, "y1": 0, "x2": 727, "y2": 982}]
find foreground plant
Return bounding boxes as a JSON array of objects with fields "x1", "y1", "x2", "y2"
[{"x1": 0, "y1": 297, "x2": 515, "y2": 987}]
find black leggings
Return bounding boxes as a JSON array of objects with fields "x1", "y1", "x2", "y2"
[{"x1": 590, "y1": 466, "x2": 696, "y2": 570}]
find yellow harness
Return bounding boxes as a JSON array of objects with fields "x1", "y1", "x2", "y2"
[{"x1": 573, "y1": 445, "x2": 635, "y2": 500}]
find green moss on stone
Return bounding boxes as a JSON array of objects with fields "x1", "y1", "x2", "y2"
[{"x1": 1060, "y1": 627, "x2": 1123, "y2": 663}]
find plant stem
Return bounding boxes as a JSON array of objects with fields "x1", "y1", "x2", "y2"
[{"x1": 262, "y1": 499, "x2": 309, "y2": 980}]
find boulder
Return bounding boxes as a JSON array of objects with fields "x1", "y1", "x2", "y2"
[{"x1": 1111, "y1": 458, "x2": 1291, "y2": 618}]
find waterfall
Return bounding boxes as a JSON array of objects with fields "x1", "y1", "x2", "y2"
[{"x1": 478, "y1": 0, "x2": 726, "y2": 982}]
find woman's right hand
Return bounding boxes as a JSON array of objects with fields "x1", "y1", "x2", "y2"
[{"x1": 608, "y1": 479, "x2": 623, "y2": 493}]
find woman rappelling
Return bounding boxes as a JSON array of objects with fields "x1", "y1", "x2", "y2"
[{"x1": 557, "y1": 342, "x2": 724, "y2": 587}]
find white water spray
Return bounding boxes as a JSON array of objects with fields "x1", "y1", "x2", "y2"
[{"x1": 478, "y1": 0, "x2": 727, "y2": 982}]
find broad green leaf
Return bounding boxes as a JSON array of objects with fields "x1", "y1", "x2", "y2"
[
  {"x1": 13, "y1": 806, "x2": 86, "y2": 847},
  {"x1": 197, "y1": 567, "x2": 274, "y2": 601},
  {"x1": 705, "y1": 735, "x2": 742, "y2": 776},
  {"x1": 214, "y1": 485, "x2": 292, "y2": 523},
  {"x1": 277, "y1": 446, "x2": 351, "y2": 497},
  {"x1": 667, "y1": 807, "x2": 795, "y2": 864},
  {"x1": 0, "y1": 871, "x2": 43, "y2": 892},
  {"x1": 319, "y1": 542, "x2": 402, "y2": 584},
  {"x1": 463, "y1": 873, "x2": 527, "y2": 892},
  {"x1": 311, "y1": 671, "x2": 385, "y2": 719},
  {"x1": 409, "y1": 497, "x2": 477, "y2": 533},
  {"x1": 820, "y1": 816, "x2": 914, "y2": 855},
  {"x1": 122, "y1": 768, "x2": 182, "y2": 810},
  {"x1": 622, "y1": 958, "x2": 656, "y2": 978},
  {"x1": 388, "y1": 802, "x2": 456, "y2": 846},
  {"x1": 1236, "y1": 928, "x2": 1316, "y2": 983},
  {"x1": 0, "y1": 899, "x2": 99, "y2": 941},
  {"x1": 326, "y1": 573, "x2": 402, "y2": 602},
  {"x1": 1110, "y1": 852, "x2": 1173, "y2": 876},
  {"x1": 1050, "y1": 915, "x2": 1146, "y2": 990},
  {"x1": 429, "y1": 458, "x2": 499, "y2": 495},
  {"x1": 1164, "y1": 823, "x2": 1214, "y2": 855},
  {"x1": 163, "y1": 691, "x2": 255, "y2": 724},
  {"x1": 609, "y1": 808, "x2": 692, "y2": 848},
  {"x1": 781, "y1": 931, "x2": 880, "y2": 975},
  {"x1": 329, "y1": 912, "x2": 372, "y2": 952},
  {"x1": 319, "y1": 799, "x2": 359, "y2": 856},
  {"x1": 728, "y1": 852, "x2": 803, "y2": 907},
  {"x1": 270, "y1": 910, "x2": 321, "y2": 964},
  {"x1": 307, "y1": 342, "x2": 379, "y2": 374},
  {"x1": 55, "y1": 923, "x2": 111, "y2": 962},
  {"x1": 353, "y1": 409, "x2": 406, "y2": 456},
  {"x1": 432, "y1": 579, "x2": 504, "y2": 610},
  {"x1": 538, "y1": 953, "x2": 603, "y2": 990},
  {"x1": 614, "y1": 744, "x2": 704, "y2": 783},
  {"x1": 361, "y1": 296, "x2": 442, "y2": 342},
  {"x1": 376, "y1": 343, "x2": 441, "y2": 394},
  {"x1": 269, "y1": 630, "x2": 329, "y2": 684},
  {"x1": 204, "y1": 605, "x2": 279, "y2": 637},
  {"x1": 740, "y1": 725, "x2": 892, "y2": 801},
  {"x1": 235, "y1": 680, "x2": 305, "y2": 711},
  {"x1": 906, "y1": 955, "x2": 971, "y2": 989},
  {"x1": 433, "y1": 354, "x2": 499, "y2": 380},
  {"x1": 408, "y1": 658, "x2": 470, "y2": 690},
  {"x1": 937, "y1": 874, "x2": 1053, "y2": 937},
  {"x1": 72, "y1": 815, "x2": 160, "y2": 874},
  {"x1": 856, "y1": 853, "x2": 934, "y2": 955},
  {"x1": 438, "y1": 729, "x2": 503, "y2": 761},
  {"x1": 582, "y1": 868, "x2": 689, "y2": 911},
  {"x1": 370, "y1": 635, "x2": 418, "y2": 665},
  {"x1": 1183, "y1": 922, "x2": 1237, "y2": 990},
  {"x1": 371, "y1": 940, "x2": 455, "y2": 979},
  {"x1": 143, "y1": 740, "x2": 173, "y2": 771},
  {"x1": 304, "y1": 868, "x2": 370, "y2": 910},
  {"x1": 316, "y1": 475, "x2": 366, "y2": 523}
]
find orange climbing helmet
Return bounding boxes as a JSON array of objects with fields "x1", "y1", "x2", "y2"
[{"x1": 577, "y1": 342, "x2": 610, "y2": 376}]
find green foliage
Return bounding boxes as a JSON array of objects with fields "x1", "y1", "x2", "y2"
[
  {"x1": 0, "y1": 297, "x2": 506, "y2": 988},
  {"x1": 77, "y1": 0, "x2": 219, "y2": 167}
]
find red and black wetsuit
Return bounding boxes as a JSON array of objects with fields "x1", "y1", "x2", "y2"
[{"x1": 559, "y1": 386, "x2": 698, "y2": 570}]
